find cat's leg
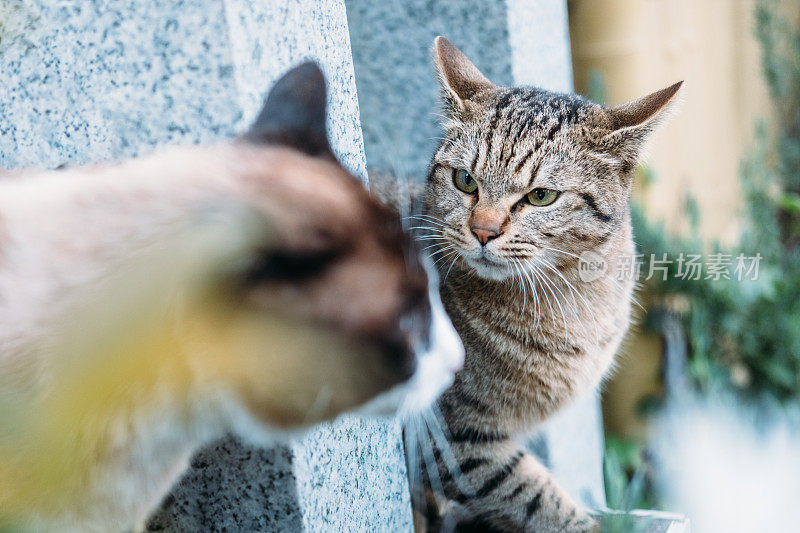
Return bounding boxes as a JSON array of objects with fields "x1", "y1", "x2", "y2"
[{"x1": 421, "y1": 425, "x2": 597, "y2": 533}]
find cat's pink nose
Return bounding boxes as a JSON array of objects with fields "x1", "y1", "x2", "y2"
[
  {"x1": 471, "y1": 226, "x2": 501, "y2": 245},
  {"x1": 470, "y1": 208, "x2": 506, "y2": 245}
]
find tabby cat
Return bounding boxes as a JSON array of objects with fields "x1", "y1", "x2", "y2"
[
  {"x1": 0, "y1": 63, "x2": 462, "y2": 532},
  {"x1": 410, "y1": 37, "x2": 681, "y2": 531}
]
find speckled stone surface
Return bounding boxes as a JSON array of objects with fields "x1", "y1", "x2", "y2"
[
  {"x1": 0, "y1": 1, "x2": 412, "y2": 531},
  {"x1": 145, "y1": 437, "x2": 303, "y2": 532},
  {"x1": 0, "y1": 0, "x2": 240, "y2": 169},
  {"x1": 345, "y1": 0, "x2": 513, "y2": 182},
  {"x1": 347, "y1": 0, "x2": 605, "y2": 510},
  {"x1": 293, "y1": 417, "x2": 411, "y2": 531},
  {"x1": 222, "y1": 0, "x2": 366, "y2": 178}
]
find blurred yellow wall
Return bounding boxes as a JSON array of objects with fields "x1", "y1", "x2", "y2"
[
  {"x1": 568, "y1": 0, "x2": 793, "y2": 438},
  {"x1": 569, "y1": 0, "x2": 777, "y2": 245}
]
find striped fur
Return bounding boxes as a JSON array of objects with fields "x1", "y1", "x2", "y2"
[{"x1": 408, "y1": 37, "x2": 681, "y2": 532}]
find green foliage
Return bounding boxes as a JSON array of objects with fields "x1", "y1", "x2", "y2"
[
  {"x1": 600, "y1": 436, "x2": 662, "y2": 531},
  {"x1": 602, "y1": 0, "x2": 800, "y2": 514},
  {"x1": 603, "y1": 436, "x2": 651, "y2": 511},
  {"x1": 634, "y1": 0, "x2": 800, "y2": 402}
]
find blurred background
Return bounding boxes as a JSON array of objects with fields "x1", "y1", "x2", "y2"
[{"x1": 568, "y1": 0, "x2": 800, "y2": 512}]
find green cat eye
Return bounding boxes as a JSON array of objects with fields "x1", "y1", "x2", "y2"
[
  {"x1": 526, "y1": 188, "x2": 560, "y2": 206},
  {"x1": 453, "y1": 169, "x2": 478, "y2": 194}
]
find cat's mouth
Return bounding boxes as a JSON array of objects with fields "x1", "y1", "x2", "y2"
[{"x1": 472, "y1": 256, "x2": 502, "y2": 267}]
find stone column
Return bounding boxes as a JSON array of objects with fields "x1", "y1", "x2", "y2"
[{"x1": 0, "y1": 1, "x2": 412, "y2": 531}]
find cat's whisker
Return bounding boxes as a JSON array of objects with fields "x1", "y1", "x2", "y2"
[
  {"x1": 533, "y1": 263, "x2": 571, "y2": 347},
  {"x1": 522, "y1": 260, "x2": 541, "y2": 330},
  {"x1": 539, "y1": 269, "x2": 574, "y2": 348},
  {"x1": 538, "y1": 258, "x2": 601, "y2": 344},
  {"x1": 406, "y1": 220, "x2": 449, "y2": 230},
  {"x1": 523, "y1": 259, "x2": 542, "y2": 330},
  {"x1": 509, "y1": 258, "x2": 526, "y2": 314},
  {"x1": 535, "y1": 261, "x2": 579, "y2": 319},
  {"x1": 531, "y1": 255, "x2": 580, "y2": 311},
  {"x1": 406, "y1": 215, "x2": 449, "y2": 225},
  {"x1": 535, "y1": 252, "x2": 600, "y2": 333},
  {"x1": 528, "y1": 264, "x2": 558, "y2": 331},
  {"x1": 405, "y1": 213, "x2": 444, "y2": 222},
  {"x1": 432, "y1": 248, "x2": 460, "y2": 268},
  {"x1": 416, "y1": 415, "x2": 446, "y2": 505},
  {"x1": 402, "y1": 417, "x2": 428, "y2": 520},
  {"x1": 410, "y1": 228, "x2": 449, "y2": 239},
  {"x1": 517, "y1": 259, "x2": 542, "y2": 331},
  {"x1": 405, "y1": 214, "x2": 447, "y2": 225},
  {"x1": 506, "y1": 258, "x2": 517, "y2": 300},
  {"x1": 407, "y1": 223, "x2": 447, "y2": 232},
  {"x1": 542, "y1": 246, "x2": 643, "y2": 310},
  {"x1": 539, "y1": 246, "x2": 584, "y2": 264},
  {"x1": 423, "y1": 409, "x2": 474, "y2": 497},
  {"x1": 443, "y1": 253, "x2": 460, "y2": 283},
  {"x1": 427, "y1": 244, "x2": 457, "y2": 258},
  {"x1": 413, "y1": 234, "x2": 447, "y2": 242},
  {"x1": 303, "y1": 385, "x2": 333, "y2": 423},
  {"x1": 414, "y1": 235, "x2": 450, "y2": 242},
  {"x1": 422, "y1": 242, "x2": 449, "y2": 252},
  {"x1": 430, "y1": 402, "x2": 457, "y2": 446}
]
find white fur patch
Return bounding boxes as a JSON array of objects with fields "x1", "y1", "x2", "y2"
[{"x1": 359, "y1": 259, "x2": 464, "y2": 419}]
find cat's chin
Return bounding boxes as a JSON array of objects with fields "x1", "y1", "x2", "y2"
[{"x1": 466, "y1": 257, "x2": 511, "y2": 281}]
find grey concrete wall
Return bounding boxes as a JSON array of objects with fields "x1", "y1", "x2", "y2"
[
  {"x1": 345, "y1": 0, "x2": 514, "y2": 181},
  {"x1": 347, "y1": 0, "x2": 605, "y2": 510},
  {"x1": 0, "y1": 1, "x2": 412, "y2": 531}
]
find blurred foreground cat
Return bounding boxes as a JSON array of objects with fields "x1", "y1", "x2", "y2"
[
  {"x1": 405, "y1": 37, "x2": 681, "y2": 532},
  {"x1": 0, "y1": 63, "x2": 462, "y2": 532}
]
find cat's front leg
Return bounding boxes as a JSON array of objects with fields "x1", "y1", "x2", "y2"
[{"x1": 418, "y1": 429, "x2": 597, "y2": 533}]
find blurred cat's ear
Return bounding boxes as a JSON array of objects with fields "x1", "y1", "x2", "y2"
[
  {"x1": 596, "y1": 81, "x2": 683, "y2": 171},
  {"x1": 434, "y1": 36, "x2": 495, "y2": 116},
  {"x1": 243, "y1": 62, "x2": 332, "y2": 158}
]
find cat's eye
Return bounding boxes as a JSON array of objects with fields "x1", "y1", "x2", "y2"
[
  {"x1": 526, "y1": 188, "x2": 560, "y2": 206},
  {"x1": 453, "y1": 169, "x2": 478, "y2": 194}
]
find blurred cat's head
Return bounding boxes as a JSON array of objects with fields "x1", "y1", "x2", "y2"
[
  {"x1": 161, "y1": 63, "x2": 463, "y2": 429},
  {"x1": 424, "y1": 37, "x2": 681, "y2": 281},
  {"x1": 0, "y1": 63, "x2": 463, "y2": 520}
]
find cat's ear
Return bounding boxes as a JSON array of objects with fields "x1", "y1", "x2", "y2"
[
  {"x1": 434, "y1": 36, "x2": 495, "y2": 117},
  {"x1": 595, "y1": 81, "x2": 683, "y2": 171},
  {"x1": 242, "y1": 61, "x2": 332, "y2": 158}
]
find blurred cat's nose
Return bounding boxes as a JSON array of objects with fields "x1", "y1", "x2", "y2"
[{"x1": 471, "y1": 226, "x2": 501, "y2": 245}]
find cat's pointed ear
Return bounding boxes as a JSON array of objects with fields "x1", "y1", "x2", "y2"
[
  {"x1": 243, "y1": 61, "x2": 332, "y2": 158},
  {"x1": 595, "y1": 81, "x2": 683, "y2": 171},
  {"x1": 434, "y1": 36, "x2": 495, "y2": 116}
]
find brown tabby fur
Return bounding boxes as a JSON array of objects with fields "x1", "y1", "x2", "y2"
[{"x1": 407, "y1": 37, "x2": 682, "y2": 532}]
